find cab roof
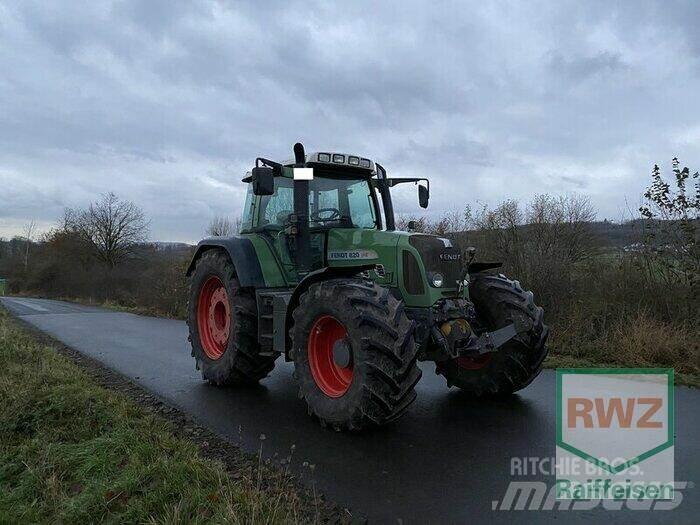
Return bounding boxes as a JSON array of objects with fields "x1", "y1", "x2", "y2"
[
  {"x1": 283, "y1": 151, "x2": 375, "y2": 174},
  {"x1": 242, "y1": 151, "x2": 377, "y2": 182}
]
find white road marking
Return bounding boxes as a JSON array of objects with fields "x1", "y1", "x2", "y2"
[{"x1": 12, "y1": 299, "x2": 49, "y2": 312}]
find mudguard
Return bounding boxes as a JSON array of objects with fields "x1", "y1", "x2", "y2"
[
  {"x1": 186, "y1": 236, "x2": 265, "y2": 288},
  {"x1": 284, "y1": 264, "x2": 374, "y2": 357},
  {"x1": 467, "y1": 261, "x2": 502, "y2": 273}
]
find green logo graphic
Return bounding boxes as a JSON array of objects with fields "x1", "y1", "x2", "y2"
[{"x1": 556, "y1": 368, "x2": 674, "y2": 474}]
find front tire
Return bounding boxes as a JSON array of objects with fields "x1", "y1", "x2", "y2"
[
  {"x1": 292, "y1": 278, "x2": 421, "y2": 431},
  {"x1": 187, "y1": 250, "x2": 277, "y2": 385},
  {"x1": 437, "y1": 274, "x2": 549, "y2": 396}
]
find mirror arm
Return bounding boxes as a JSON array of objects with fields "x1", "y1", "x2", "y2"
[
  {"x1": 387, "y1": 177, "x2": 429, "y2": 189},
  {"x1": 256, "y1": 157, "x2": 283, "y2": 173}
]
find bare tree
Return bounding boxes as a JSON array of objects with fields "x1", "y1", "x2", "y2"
[
  {"x1": 472, "y1": 199, "x2": 525, "y2": 273},
  {"x1": 526, "y1": 194, "x2": 596, "y2": 264},
  {"x1": 68, "y1": 192, "x2": 150, "y2": 267},
  {"x1": 207, "y1": 215, "x2": 239, "y2": 236},
  {"x1": 395, "y1": 214, "x2": 428, "y2": 233},
  {"x1": 22, "y1": 219, "x2": 36, "y2": 271},
  {"x1": 557, "y1": 194, "x2": 597, "y2": 263}
]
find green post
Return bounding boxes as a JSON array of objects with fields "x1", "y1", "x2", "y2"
[{"x1": 0, "y1": 278, "x2": 6, "y2": 296}]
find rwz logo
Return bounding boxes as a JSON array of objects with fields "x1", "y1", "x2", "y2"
[
  {"x1": 567, "y1": 397, "x2": 663, "y2": 429},
  {"x1": 556, "y1": 368, "x2": 674, "y2": 499}
]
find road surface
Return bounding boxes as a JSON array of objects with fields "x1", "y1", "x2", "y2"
[{"x1": 2, "y1": 296, "x2": 698, "y2": 523}]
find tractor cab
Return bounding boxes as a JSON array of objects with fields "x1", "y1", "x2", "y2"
[
  {"x1": 240, "y1": 146, "x2": 433, "y2": 290},
  {"x1": 240, "y1": 163, "x2": 381, "y2": 280}
]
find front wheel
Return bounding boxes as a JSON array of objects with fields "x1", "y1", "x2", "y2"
[
  {"x1": 291, "y1": 278, "x2": 421, "y2": 431},
  {"x1": 437, "y1": 274, "x2": 549, "y2": 396}
]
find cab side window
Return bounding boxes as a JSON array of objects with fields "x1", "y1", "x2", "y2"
[
  {"x1": 240, "y1": 185, "x2": 255, "y2": 232},
  {"x1": 347, "y1": 180, "x2": 376, "y2": 228},
  {"x1": 259, "y1": 177, "x2": 294, "y2": 227}
]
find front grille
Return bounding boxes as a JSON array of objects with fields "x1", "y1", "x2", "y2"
[
  {"x1": 402, "y1": 250, "x2": 425, "y2": 295},
  {"x1": 409, "y1": 235, "x2": 462, "y2": 288}
]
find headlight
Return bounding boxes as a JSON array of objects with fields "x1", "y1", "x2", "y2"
[{"x1": 431, "y1": 273, "x2": 444, "y2": 287}]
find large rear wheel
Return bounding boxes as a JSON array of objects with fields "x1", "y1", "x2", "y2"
[
  {"x1": 437, "y1": 274, "x2": 549, "y2": 396},
  {"x1": 187, "y1": 250, "x2": 277, "y2": 385},
  {"x1": 292, "y1": 278, "x2": 421, "y2": 431}
]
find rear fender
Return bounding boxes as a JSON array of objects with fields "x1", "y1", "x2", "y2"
[{"x1": 186, "y1": 236, "x2": 265, "y2": 288}]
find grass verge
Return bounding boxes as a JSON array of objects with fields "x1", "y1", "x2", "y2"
[{"x1": 0, "y1": 306, "x2": 341, "y2": 524}]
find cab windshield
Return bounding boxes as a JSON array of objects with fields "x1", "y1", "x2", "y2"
[{"x1": 255, "y1": 175, "x2": 378, "y2": 229}]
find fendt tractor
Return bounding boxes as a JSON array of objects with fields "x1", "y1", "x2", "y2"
[{"x1": 186, "y1": 143, "x2": 548, "y2": 431}]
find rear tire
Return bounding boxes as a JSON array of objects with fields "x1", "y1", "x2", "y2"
[
  {"x1": 187, "y1": 250, "x2": 277, "y2": 385},
  {"x1": 437, "y1": 274, "x2": 549, "y2": 396},
  {"x1": 292, "y1": 278, "x2": 421, "y2": 431}
]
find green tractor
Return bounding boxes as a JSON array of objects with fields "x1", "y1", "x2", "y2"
[{"x1": 186, "y1": 143, "x2": 548, "y2": 431}]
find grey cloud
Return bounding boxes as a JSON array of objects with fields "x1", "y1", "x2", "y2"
[
  {"x1": 549, "y1": 51, "x2": 628, "y2": 82},
  {"x1": 1, "y1": 0, "x2": 700, "y2": 241},
  {"x1": 390, "y1": 138, "x2": 493, "y2": 171},
  {"x1": 560, "y1": 174, "x2": 589, "y2": 189}
]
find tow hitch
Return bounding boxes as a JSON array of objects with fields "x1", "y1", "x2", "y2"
[{"x1": 432, "y1": 318, "x2": 519, "y2": 361}]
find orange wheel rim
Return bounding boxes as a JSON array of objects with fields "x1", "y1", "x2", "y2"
[
  {"x1": 197, "y1": 276, "x2": 230, "y2": 360},
  {"x1": 307, "y1": 315, "x2": 353, "y2": 397}
]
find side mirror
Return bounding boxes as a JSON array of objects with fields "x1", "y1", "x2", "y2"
[
  {"x1": 407, "y1": 220, "x2": 417, "y2": 232},
  {"x1": 252, "y1": 166, "x2": 274, "y2": 196},
  {"x1": 418, "y1": 184, "x2": 429, "y2": 208}
]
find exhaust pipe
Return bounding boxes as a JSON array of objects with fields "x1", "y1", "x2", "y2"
[
  {"x1": 294, "y1": 142, "x2": 305, "y2": 164},
  {"x1": 292, "y1": 142, "x2": 311, "y2": 275}
]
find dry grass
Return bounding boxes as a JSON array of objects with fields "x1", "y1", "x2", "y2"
[{"x1": 547, "y1": 308, "x2": 699, "y2": 386}]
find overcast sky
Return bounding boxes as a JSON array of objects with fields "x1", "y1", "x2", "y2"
[{"x1": 1, "y1": 0, "x2": 699, "y2": 242}]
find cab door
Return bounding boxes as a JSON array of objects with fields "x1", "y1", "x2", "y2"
[{"x1": 253, "y1": 175, "x2": 299, "y2": 283}]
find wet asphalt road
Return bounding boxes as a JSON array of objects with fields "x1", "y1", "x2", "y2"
[{"x1": 2, "y1": 296, "x2": 698, "y2": 524}]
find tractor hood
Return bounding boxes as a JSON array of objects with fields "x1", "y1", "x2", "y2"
[{"x1": 325, "y1": 229, "x2": 464, "y2": 308}]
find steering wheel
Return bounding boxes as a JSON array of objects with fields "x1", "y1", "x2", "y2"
[{"x1": 311, "y1": 207, "x2": 342, "y2": 222}]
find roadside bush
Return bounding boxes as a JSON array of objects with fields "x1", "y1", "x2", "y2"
[{"x1": 122, "y1": 249, "x2": 191, "y2": 318}]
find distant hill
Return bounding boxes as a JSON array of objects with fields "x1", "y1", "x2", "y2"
[
  {"x1": 587, "y1": 220, "x2": 643, "y2": 248},
  {"x1": 448, "y1": 219, "x2": 669, "y2": 252},
  {"x1": 149, "y1": 241, "x2": 194, "y2": 252}
]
